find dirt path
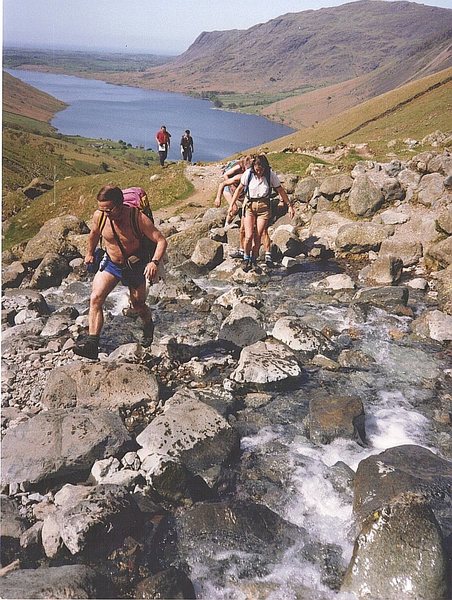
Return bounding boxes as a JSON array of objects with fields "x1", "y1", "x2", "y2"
[{"x1": 156, "y1": 163, "x2": 224, "y2": 220}]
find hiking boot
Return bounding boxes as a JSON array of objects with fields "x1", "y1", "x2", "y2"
[
  {"x1": 73, "y1": 340, "x2": 99, "y2": 360},
  {"x1": 142, "y1": 320, "x2": 155, "y2": 347},
  {"x1": 230, "y1": 249, "x2": 244, "y2": 259},
  {"x1": 252, "y1": 263, "x2": 262, "y2": 275},
  {"x1": 265, "y1": 257, "x2": 275, "y2": 268},
  {"x1": 241, "y1": 259, "x2": 252, "y2": 273}
]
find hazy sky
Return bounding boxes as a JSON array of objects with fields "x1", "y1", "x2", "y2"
[{"x1": 3, "y1": 0, "x2": 452, "y2": 55}]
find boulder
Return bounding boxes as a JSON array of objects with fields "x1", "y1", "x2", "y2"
[
  {"x1": 1, "y1": 408, "x2": 131, "y2": 490},
  {"x1": 50, "y1": 483, "x2": 141, "y2": 555},
  {"x1": 342, "y1": 494, "x2": 449, "y2": 600},
  {"x1": 41, "y1": 361, "x2": 159, "y2": 412},
  {"x1": 166, "y1": 222, "x2": 211, "y2": 266},
  {"x1": 0, "y1": 565, "x2": 109, "y2": 599},
  {"x1": 29, "y1": 252, "x2": 70, "y2": 289},
  {"x1": 271, "y1": 228, "x2": 304, "y2": 257},
  {"x1": 335, "y1": 223, "x2": 393, "y2": 254},
  {"x1": 21, "y1": 215, "x2": 88, "y2": 266},
  {"x1": 21, "y1": 177, "x2": 52, "y2": 199},
  {"x1": 218, "y1": 302, "x2": 266, "y2": 348},
  {"x1": 137, "y1": 388, "x2": 239, "y2": 478},
  {"x1": 361, "y1": 255, "x2": 403, "y2": 285},
  {"x1": 411, "y1": 309, "x2": 452, "y2": 342},
  {"x1": 293, "y1": 177, "x2": 318, "y2": 203},
  {"x1": 424, "y1": 235, "x2": 452, "y2": 269},
  {"x1": 1, "y1": 261, "x2": 26, "y2": 289},
  {"x1": 272, "y1": 317, "x2": 335, "y2": 359},
  {"x1": 190, "y1": 237, "x2": 224, "y2": 269},
  {"x1": 134, "y1": 568, "x2": 196, "y2": 600},
  {"x1": 230, "y1": 339, "x2": 302, "y2": 387},
  {"x1": 378, "y1": 237, "x2": 423, "y2": 267},
  {"x1": 308, "y1": 211, "x2": 352, "y2": 250},
  {"x1": 352, "y1": 286, "x2": 409, "y2": 312},
  {"x1": 348, "y1": 174, "x2": 384, "y2": 216},
  {"x1": 435, "y1": 264, "x2": 452, "y2": 314},
  {"x1": 1, "y1": 289, "x2": 50, "y2": 316},
  {"x1": 352, "y1": 445, "x2": 452, "y2": 535},
  {"x1": 307, "y1": 396, "x2": 366, "y2": 445},
  {"x1": 417, "y1": 173, "x2": 445, "y2": 206},
  {"x1": 436, "y1": 206, "x2": 452, "y2": 235},
  {"x1": 311, "y1": 273, "x2": 356, "y2": 291},
  {"x1": 318, "y1": 173, "x2": 353, "y2": 198}
]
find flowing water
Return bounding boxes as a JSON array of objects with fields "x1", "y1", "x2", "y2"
[{"x1": 44, "y1": 257, "x2": 449, "y2": 598}]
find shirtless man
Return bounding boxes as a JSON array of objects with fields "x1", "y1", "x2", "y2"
[{"x1": 74, "y1": 185, "x2": 167, "y2": 360}]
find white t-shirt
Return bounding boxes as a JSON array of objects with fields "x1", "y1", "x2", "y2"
[{"x1": 240, "y1": 168, "x2": 281, "y2": 198}]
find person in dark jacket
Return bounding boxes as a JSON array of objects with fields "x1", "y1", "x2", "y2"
[{"x1": 180, "y1": 129, "x2": 194, "y2": 162}]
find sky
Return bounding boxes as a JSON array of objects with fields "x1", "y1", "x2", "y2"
[{"x1": 3, "y1": 0, "x2": 452, "y2": 55}]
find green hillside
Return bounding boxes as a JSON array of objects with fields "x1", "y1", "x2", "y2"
[{"x1": 259, "y1": 67, "x2": 452, "y2": 158}]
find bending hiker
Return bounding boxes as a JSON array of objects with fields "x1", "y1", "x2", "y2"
[
  {"x1": 155, "y1": 125, "x2": 171, "y2": 167},
  {"x1": 180, "y1": 129, "x2": 194, "y2": 162},
  {"x1": 214, "y1": 155, "x2": 252, "y2": 260},
  {"x1": 228, "y1": 154, "x2": 294, "y2": 273},
  {"x1": 74, "y1": 185, "x2": 167, "y2": 359}
]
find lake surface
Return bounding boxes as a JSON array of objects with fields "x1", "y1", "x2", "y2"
[{"x1": 7, "y1": 69, "x2": 294, "y2": 162}]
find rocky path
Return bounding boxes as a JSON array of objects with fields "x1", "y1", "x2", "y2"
[{"x1": 156, "y1": 163, "x2": 223, "y2": 220}]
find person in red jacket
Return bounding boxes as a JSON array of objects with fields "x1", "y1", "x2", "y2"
[{"x1": 155, "y1": 125, "x2": 171, "y2": 167}]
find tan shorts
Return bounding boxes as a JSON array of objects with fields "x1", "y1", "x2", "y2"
[{"x1": 245, "y1": 198, "x2": 271, "y2": 220}]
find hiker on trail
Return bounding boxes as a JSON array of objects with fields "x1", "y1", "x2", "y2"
[
  {"x1": 228, "y1": 154, "x2": 295, "y2": 273},
  {"x1": 180, "y1": 129, "x2": 194, "y2": 162},
  {"x1": 74, "y1": 185, "x2": 167, "y2": 360},
  {"x1": 155, "y1": 125, "x2": 171, "y2": 167}
]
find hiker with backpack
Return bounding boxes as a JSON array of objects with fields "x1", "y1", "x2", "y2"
[
  {"x1": 74, "y1": 185, "x2": 167, "y2": 360},
  {"x1": 155, "y1": 125, "x2": 171, "y2": 167},
  {"x1": 228, "y1": 154, "x2": 295, "y2": 273},
  {"x1": 180, "y1": 129, "x2": 194, "y2": 162}
]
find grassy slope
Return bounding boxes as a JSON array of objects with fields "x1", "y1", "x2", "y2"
[{"x1": 254, "y1": 67, "x2": 452, "y2": 159}]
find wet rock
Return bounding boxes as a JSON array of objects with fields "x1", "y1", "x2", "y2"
[
  {"x1": 0, "y1": 564, "x2": 112, "y2": 598},
  {"x1": 41, "y1": 361, "x2": 159, "y2": 412},
  {"x1": 342, "y1": 493, "x2": 449, "y2": 600},
  {"x1": 1, "y1": 408, "x2": 131, "y2": 490},
  {"x1": 230, "y1": 339, "x2": 302, "y2": 387},
  {"x1": 308, "y1": 395, "x2": 366, "y2": 445},
  {"x1": 353, "y1": 445, "x2": 452, "y2": 535},
  {"x1": 137, "y1": 388, "x2": 239, "y2": 478},
  {"x1": 311, "y1": 273, "x2": 355, "y2": 291},
  {"x1": 411, "y1": 309, "x2": 452, "y2": 342},
  {"x1": 352, "y1": 285, "x2": 408, "y2": 312},
  {"x1": 272, "y1": 317, "x2": 335, "y2": 359},
  {"x1": 218, "y1": 302, "x2": 266, "y2": 348},
  {"x1": 50, "y1": 483, "x2": 142, "y2": 555},
  {"x1": 134, "y1": 567, "x2": 196, "y2": 599},
  {"x1": 337, "y1": 349, "x2": 375, "y2": 370}
]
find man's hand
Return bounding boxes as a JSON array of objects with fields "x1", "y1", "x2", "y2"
[
  {"x1": 85, "y1": 253, "x2": 95, "y2": 266},
  {"x1": 144, "y1": 261, "x2": 158, "y2": 281}
]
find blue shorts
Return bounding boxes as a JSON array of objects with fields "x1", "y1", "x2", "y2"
[{"x1": 99, "y1": 254, "x2": 146, "y2": 289}]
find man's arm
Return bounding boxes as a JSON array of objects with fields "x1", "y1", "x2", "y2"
[
  {"x1": 85, "y1": 212, "x2": 102, "y2": 264},
  {"x1": 139, "y1": 213, "x2": 168, "y2": 281}
]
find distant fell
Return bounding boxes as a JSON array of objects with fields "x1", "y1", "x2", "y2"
[
  {"x1": 136, "y1": 0, "x2": 452, "y2": 96},
  {"x1": 3, "y1": 71, "x2": 67, "y2": 122}
]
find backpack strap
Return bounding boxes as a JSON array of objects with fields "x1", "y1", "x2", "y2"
[
  {"x1": 97, "y1": 210, "x2": 108, "y2": 234},
  {"x1": 130, "y1": 207, "x2": 142, "y2": 239}
]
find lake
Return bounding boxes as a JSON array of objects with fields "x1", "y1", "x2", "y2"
[{"x1": 7, "y1": 69, "x2": 294, "y2": 162}]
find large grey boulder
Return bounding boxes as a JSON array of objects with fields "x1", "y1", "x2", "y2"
[
  {"x1": 49, "y1": 483, "x2": 141, "y2": 555},
  {"x1": 352, "y1": 445, "x2": 452, "y2": 535},
  {"x1": 411, "y1": 309, "x2": 452, "y2": 342},
  {"x1": 378, "y1": 237, "x2": 423, "y2": 266},
  {"x1": 230, "y1": 339, "x2": 302, "y2": 387},
  {"x1": 21, "y1": 215, "x2": 88, "y2": 266},
  {"x1": 218, "y1": 302, "x2": 266, "y2": 348},
  {"x1": 271, "y1": 228, "x2": 304, "y2": 257},
  {"x1": 1, "y1": 408, "x2": 131, "y2": 490},
  {"x1": 425, "y1": 235, "x2": 452, "y2": 269},
  {"x1": 41, "y1": 361, "x2": 159, "y2": 412},
  {"x1": 352, "y1": 286, "x2": 409, "y2": 312},
  {"x1": 272, "y1": 316, "x2": 335, "y2": 359},
  {"x1": 137, "y1": 388, "x2": 239, "y2": 478},
  {"x1": 293, "y1": 176, "x2": 318, "y2": 203},
  {"x1": 319, "y1": 173, "x2": 353, "y2": 198},
  {"x1": 348, "y1": 174, "x2": 384, "y2": 216},
  {"x1": 335, "y1": 222, "x2": 393, "y2": 254},
  {"x1": 417, "y1": 173, "x2": 445, "y2": 206},
  {"x1": 166, "y1": 222, "x2": 211, "y2": 266},
  {"x1": 361, "y1": 255, "x2": 403, "y2": 285},
  {"x1": 29, "y1": 252, "x2": 70, "y2": 289},
  {"x1": 0, "y1": 565, "x2": 108, "y2": 599},
  {"x1": 342, "y1": 494, "x2": 449, "y2": 600},
  {"x1": 191, "y1": 237, "x2": 224, "y2": 269},
  {"x1": 1, "y1": 261, "x2": 26, "y2": 289},
  {"x1": 308, "y1": 211, "x2": 352, "y2": 250}
]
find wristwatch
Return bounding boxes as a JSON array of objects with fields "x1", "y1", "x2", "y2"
[{"x1": 150, "y1": 259, "x2": 159, "y2": 266}]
